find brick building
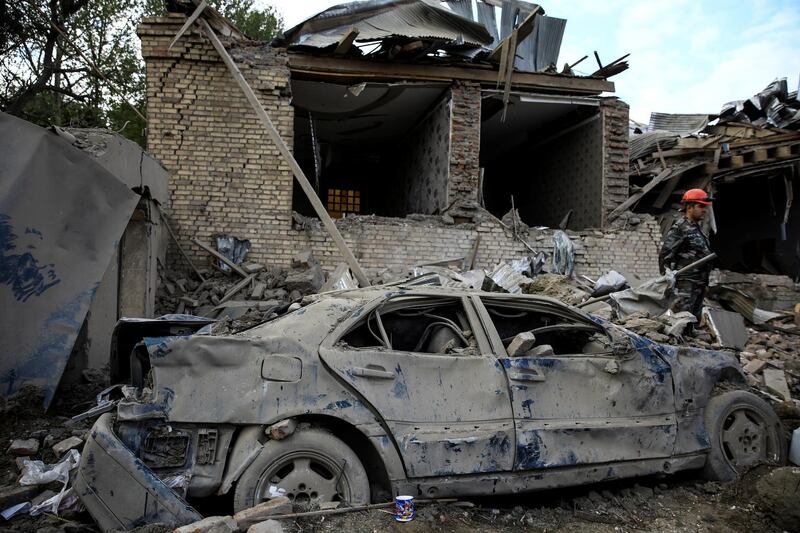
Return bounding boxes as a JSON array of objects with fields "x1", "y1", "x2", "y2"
[{"x1": 138, "y1": 2, "x2": 662, "y2": 281}]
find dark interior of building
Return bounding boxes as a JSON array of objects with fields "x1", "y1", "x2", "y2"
[
  {"x1": 291, "y1": 80, "x2": 450, "y2": 219},
  {"x1": 480, "y1": 93, "x2": 602, "y2": 230},
  {"x1": 711, "y1": 169, "x2": 799, "y2": 279}
]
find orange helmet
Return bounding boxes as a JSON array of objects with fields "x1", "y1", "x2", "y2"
[{"x1": 681, "y1": 189, "x2": 713, "y2": 205}]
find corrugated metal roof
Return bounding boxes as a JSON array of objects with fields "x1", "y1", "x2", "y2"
[
  {"x1": 496, "y1": 1, "x2": 563, "y2": 72},
  {"x1": 647, "y1": 112, "x2": 710, "y2": 134},
  {"x1": 283, "y1": 0, "x2": 493, "y2": 49},
  {"x1": 629, "y1": 131, "x2": 680, "y2": 160}
]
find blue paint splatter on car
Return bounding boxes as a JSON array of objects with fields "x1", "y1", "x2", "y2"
[
  {"x1": 391, "y1": 364, "x2": 410, "y2": 399},
  {"x1": 521, "y1": 399, "x2": 534, "y2": 417}
]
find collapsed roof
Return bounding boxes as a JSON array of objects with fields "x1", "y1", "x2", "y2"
[{"x1": 622, "y1": 78, "x2": 800, "y2": 279}]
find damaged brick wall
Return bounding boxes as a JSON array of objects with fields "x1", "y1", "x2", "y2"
[
  {"x1": 448, "y1": 81, "x2": 481, "y2": 207},
  {"x1": 295, "y1": 213, "x2": 662, "y2": 280},
  {"x1": 140, "y1": 16, "x2": 658, "y2": 280},
  {"x1": 600, "y1": 98, "x2": 630, "y2": 224},
  {"x1": 140, "y1": 15, "x2": 296, "y2": 268}
]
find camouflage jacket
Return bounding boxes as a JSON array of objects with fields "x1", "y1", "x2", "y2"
[{"x1": 658, "y1": 217, "x2": 712, "y2": 282}]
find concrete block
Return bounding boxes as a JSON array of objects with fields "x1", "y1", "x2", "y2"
[
  {"x1": 233, "y1": 497, "x2": 292, "y2": 530},
  {"x1": 743, "y1": 359, "x2": 768, "y2": 375},
  {"x1": 0, "y1": 484, "x2": 40, "y2": 510},
  {"x1": 507, "y1": 332, "x2": 536, "y2": 357},
  {"x1": 175, "y1": 515, "x2": 238, "y2": 533},
  {"x1": 7, "y1": 438, "x2": 39, "y2": 456},
  {"x1": 763, "y1": 368, "x2": 791, "y2": 400},
  {"x1": 52, "y1": 436, "x2": 83, "y2": 457}
]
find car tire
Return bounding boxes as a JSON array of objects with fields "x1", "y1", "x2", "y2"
[
  {"x1": 702, "y1": 390, "x2": 786, "y2": 481},
  {"x1": 233, "y1": 427, "x2": 370, "y2": 512}
]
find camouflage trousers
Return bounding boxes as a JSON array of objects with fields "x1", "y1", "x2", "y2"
[{"x1": 671, "y1": 279, "x2": 707, "y2": 326}]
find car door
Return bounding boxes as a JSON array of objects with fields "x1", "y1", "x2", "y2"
[
  {"x1": 473, "y1": 295, "x2": 677, "y2": 470},
  {"x1": 319, "y1": 294, "x2": 515, "y2": 478}
]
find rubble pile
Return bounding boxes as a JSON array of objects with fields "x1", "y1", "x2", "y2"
[{"x1": 156, "y1": 250, "x2": 326, "y2": 332}]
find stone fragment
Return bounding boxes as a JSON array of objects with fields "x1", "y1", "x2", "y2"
[
  {"x1": 266, "y1": 419, "x2": 296, "y2": 441},
  {"x1": 243, "y1": 263, "x2": 266, "y2": 273},
  {"x1": 743, "y1": 359, "x2": 767, "y2": 375},
  {"x1": 180, "y1": 296, "x2": 200, "y2": 307},
  {"x1": 7, "y1": 438, "x2": 39, "y2": 456},
  {"x1": 0, "y1": 484, "x2": 40, "y2": 510},
  {"x1": 507, "y1": 332, "x2": 536, "y2": 356},
  {"x1": 233, "y1": 497, "x2": 292, "y2": 530},
  {"x1": 763, "y1": 368, "x2": 791, "y2": 400},
  {"x1": 319, "y1": 501, "x2": 339, "y2": 510},
  {"x1": 52, "y1": 436, "x2": 83, "y2": 457},
  {"x1": 174, "y1": 515, "x2": 237, "y2": 533},
  {"x1": 247, "y1": 520, "x2": 284, "y2": 533},
  {"x1": 291, "y1": 250, "x2": 315, "y2": 268},
  {"x1": 251, "y1": 282, "x2": 266, "y2": 300}
]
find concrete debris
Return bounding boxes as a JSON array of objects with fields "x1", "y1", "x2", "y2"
[
  {"x1": 7, "y1": 439, "x2": 40, "y2": 456},
  {"x1": 507, "y1": 331, "x2": 537, "y2": 356},
  {"x1": 702, "y1": 308, "x2": 749, "y2": 350},
  {"x1": 51, "y1": 436, "x2": 83, "y2": 458},
  {"x1": 246, "y1": 520, "x2": 283, "y2": 533},
  {"x1": 0, "y1": 485, "x2": 40, "y2": 511},
  {"x1": 763, "y1": 368, "x2": 792, "y2": 401},
  {"x1": 233, "y1": 497, "x2": 292, "y2": 530}
]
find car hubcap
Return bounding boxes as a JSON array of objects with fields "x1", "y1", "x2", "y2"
[
  {"x1": 719, "y1": 406, "x2": 776, "y2": 470},
  {"x1": 255, "y1": 451, "x2": 348, "y2": 510}
]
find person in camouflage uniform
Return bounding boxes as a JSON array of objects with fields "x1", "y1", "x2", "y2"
[{"x1": 658, "y1": 189, "x2": 714, "y2": 327}]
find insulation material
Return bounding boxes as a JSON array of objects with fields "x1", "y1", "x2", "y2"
[{"x1": 0, "y1": 112, "x2": 138, "y2": 407}]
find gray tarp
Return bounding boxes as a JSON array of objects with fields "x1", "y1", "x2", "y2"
[{"x1": 0, "y1": 112, "x2": 139, "y2": 408}]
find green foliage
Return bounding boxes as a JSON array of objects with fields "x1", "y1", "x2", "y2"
[
  {"x1": 209, "y1": 0, "x2": 283, "y2": 41},
  {"x1": 0, "y1": 0, "x2": 282, "y2": 147}
]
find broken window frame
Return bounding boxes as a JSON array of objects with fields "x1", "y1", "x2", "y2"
[
  {"x1": 332, "y1": 294, "x2": 493, "y2": 356},
  {"x1": 470, "y1": 294, "x2": 615, "y2": 358}
]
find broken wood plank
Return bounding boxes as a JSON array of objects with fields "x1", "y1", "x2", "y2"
[
  {"x1": 607, "y1": 168, "x2": 672, "y2": 222},
  {"x1": 652, "y1": 173, "x2": 683, "y2": 209},
  {"x1": 219, "y1": 273, "x2": 256, "y2": 305},
  {"x1": 332, "y1": 27, "x2": 359, "y2": 56},
  {"x1": 168, "y1": 0, "x2": 207, "y2": 51},
  {"x1": 192, "y1": 238, "x2": 249, "y2": 278},
  {"x1": 487, "y1": 6, "x2": 542, "y2": 64},
  {"x1": 156, "y1": 205, "x2": 206, "y2": 282},
  {"x1": 201, "y1": 19, "x2": 371, "y2": 287},
  {"x1": 465, "y1": 235, "x2": 481, "y2": 271},
  {"x1": 288, "y1": 53, "x2": 615, "y2": 94}
]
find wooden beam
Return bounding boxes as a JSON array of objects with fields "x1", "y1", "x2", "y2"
[
  {"x1": 607, "y1": 168, "x2": 673, "y2": 222},
  {"x1": 333, "y1": 27, "x2": 359, "y2": 56},
  {"x1": 168, "y1": 0, "x2": 207, "y2": 51},
  {"x1": 200, "y1": 19, "x2": 371, "y2": 287},
  {"x1": 288, "y1": 53, "x2": 615, "y2": 95},
  {"x1": 193, "y1": 238, "x2": 249, "y2": 278},
  {"x1": 487, "y1": 6, "x2": 541, "y2": 63}
]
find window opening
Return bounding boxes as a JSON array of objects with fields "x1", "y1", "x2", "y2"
[
  {"x1": 340, "y1": 298, "x2": 478, "y2": 355},
  {"x1": 479, "y1": 93, "x2": 602, "y2": 229},
  {"x1": 481, "y1": 300, "x2": 609, "y2": 356},
  {"x1": 291, "y1": 80, "x2": 450, "y2": 220}
]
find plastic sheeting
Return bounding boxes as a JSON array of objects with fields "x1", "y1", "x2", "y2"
[
  {"x1": 0, "y1": 112, "x2": 139, "y2": 408},
  {"x1": 551, "y1": 230, "x2": 574, "y2": 276},
  {"x1": 215, "y1": 235, "x2": 251, "y2": 272}
]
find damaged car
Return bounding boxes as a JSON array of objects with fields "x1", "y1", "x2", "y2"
[{"x1": 74, "y1": 287, "x2": 787, "y2": 531}]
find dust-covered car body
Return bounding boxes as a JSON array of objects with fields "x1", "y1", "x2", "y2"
[{"x1": 76, "y1": 286, "x2": 756, "y2": 531}]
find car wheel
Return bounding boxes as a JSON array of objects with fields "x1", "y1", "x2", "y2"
[
  {"x1": 702, "y1": 390, "x2": 786, "y2": 481},
  {"x1": 233, "y1": 428, "x2": 370, "y2": 512}
]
